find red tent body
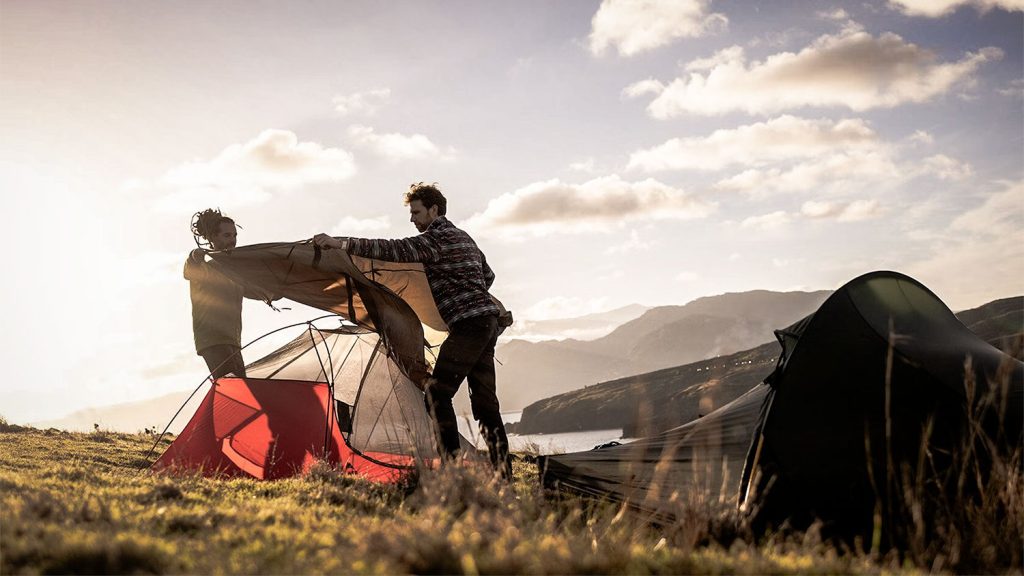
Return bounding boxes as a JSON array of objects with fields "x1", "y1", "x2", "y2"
[{"x1": 153, "y1": 377, "x2": 412, "y2": 483}]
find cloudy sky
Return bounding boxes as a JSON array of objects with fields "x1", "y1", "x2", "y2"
[{"x1": 1, "y1": 0, "x2": 1021, "y2": 423}]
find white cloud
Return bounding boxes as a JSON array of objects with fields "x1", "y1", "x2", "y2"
[
  {"x1": 948, "y1": 180, "x2": 1023, "y2": 235},
  {"x1": 908, "y1": 179, "x2": 1024, "y2": 308},
  {"x1": 622, "y1": 78, "x2": 666, "y2": 98},
  {"x1": 921, "y1": 154, "x2": 974, "y2": 180},
  {"x1": 347, "y1": 125, "x2": 457, "y2": 161},
  {"x1": 741, "y1": 211, "x2": 792, "y2": 230},
  {"x1": 684, "y1": 46, "x2": 744, "y2": 72},
  {"x1": 997, "y1": 78, "x2": 1024, "y2": 98},
  {"x1": 748, "y1": 28, "x2": 810, "y2": 50},
  {"x1": 675, "y1": 270, "x2": 699, "y2": 282},
  {"x1": 800, "y1": 200, "x2": 842, "y2": 219},
  {"x1": 627, "y1": 27, "x2": 1002, "y2": 117},
  {"x1": 694, "y1": 121, "x2": 971, "y2": 196},
  {"x1": 908, "y1": 130, "x2": 935, "y2": 145},
  {"x1": 818, "y1": 8, "x2": 851, "y2": 20},
  {"x1": 888, "y1": 0, "x2": 1024, "y2": 17},
  {"x1": 332, "y1": 88, "x2": 391, "y2": 116},
  {"x1": 329, "y1": 215, "x2": 392, "y2": 236},
  {"x1": 464, "y1": 175, "x2": 715, "y2": 238},
  {"x1": 628, "y1": 115, "x2": 880, "y2": 172},
  {"x1": 589, "y1": 0, "x2": 727, "y2": 57},
  {"x1": 149, "y1": 129, "x2": 356, "y2": 211},
  {"x1": 714, "y1": 148, "x2": 901, "y2": 196},
  {"x1": 629, "y1": 115, "x2": 971, "y2": 198},
  {"x1": 800, "y1": 199, "x2": 884, "y2": 221}
]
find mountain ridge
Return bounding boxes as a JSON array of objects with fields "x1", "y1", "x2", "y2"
[
  {"x1": 508, "y1": 295, "x2": 1023, "y2": 436},
  {"x1": 493, "y1": 289, "x2": 832, "y2": 409}
]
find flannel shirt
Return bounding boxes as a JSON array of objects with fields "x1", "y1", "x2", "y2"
[{"x1": 347, "y1": 216, "x2": 499, "y2": 325}]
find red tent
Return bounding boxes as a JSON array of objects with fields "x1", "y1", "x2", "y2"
[{"x1": 152, "y1": 376, "x2": 412, "y2": 482}]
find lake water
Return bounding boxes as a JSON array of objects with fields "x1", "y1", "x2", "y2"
[{"x1": 457, "y1": 410, "x2": 628, "y2": 455}]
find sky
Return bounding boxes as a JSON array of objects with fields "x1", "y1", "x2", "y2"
[{"x1": 1, "y1": 0, "x2": 1021, "y2": 424}]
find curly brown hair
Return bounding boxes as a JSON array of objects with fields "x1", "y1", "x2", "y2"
[
  {"x1": 404, "y1": 182, "x2": 447, "y2": 216},
  {"x1": 191, "y1": 208, "x2": 236, "y2": 248}
]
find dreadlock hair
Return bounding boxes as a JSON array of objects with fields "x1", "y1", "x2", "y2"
[
  {"x1": 191, "y1": 208, "x2": 236, "y2": 249},
  {"x1": 404, "y1": 182, "x2": 447, "y2": 216}
]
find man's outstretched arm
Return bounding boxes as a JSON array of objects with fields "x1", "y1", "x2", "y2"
[{"x1": 312, "y1": 233, "x2": 442, "y2": 264}]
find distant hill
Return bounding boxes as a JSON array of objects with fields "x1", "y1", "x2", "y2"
[
  {"x1": 954, "y1": 296, "x2": 1023, "y2": 357},
  {"x1": 494, "y1": 290, "x2": 831, "y2": 410},
  {"x1": 33, "y1": 390, "x2": 202, "y2": 434},
  {"x1": 509, "y1": 295, "x2": 1024, "y2": 436},
  {"x1": 501, "y1": 303, "x2": 649, "y2": 341}
]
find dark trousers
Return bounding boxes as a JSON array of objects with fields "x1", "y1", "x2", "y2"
[
  {"x1": 199, "y1": 344, "x2": 246, "y2": 379},
  {"x1": 425, "y1": 314, "x2": 512, "y2": 477}
]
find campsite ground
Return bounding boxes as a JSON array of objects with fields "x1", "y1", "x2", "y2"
[{"x1": 0, "y1": 419, "x2": 1019, "y2": 574}]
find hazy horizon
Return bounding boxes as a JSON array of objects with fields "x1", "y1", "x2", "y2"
[{"x1": 24, "y1": 285, "x2": 1019, "y2": 431}]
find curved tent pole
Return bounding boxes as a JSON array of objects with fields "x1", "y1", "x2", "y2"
[
  {"x1": 305, "y1": 322, "x2": 339, "y2": 460},
  {"x1": 260, "y1": 318, "x2": 352, "y2": 379},
  {"x1": 293, "y1": 325, "x2": 422, "y2": 473},
  {"x1": 359, "y1": 342, "x2": 404, "y2": 453},
  {"x1": 139, "y1": 375, "x2": 215, "y2": 472},
  {"x1": 140, "y1": 314, "x2": 344, "y2": 471},
  {"x1": 350, "y1": 337, "x2": 385, "y2": 452},
  {"x1": 343, "y1": 337, "x2": 421, "y2": 472},
  {"x1": 312, "y1": 328, "x2": 423, "y2": 473}
]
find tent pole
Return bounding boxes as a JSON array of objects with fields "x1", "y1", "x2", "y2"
[{"x1": 306, "y1": 323, "x2": 338, "y2": 459}]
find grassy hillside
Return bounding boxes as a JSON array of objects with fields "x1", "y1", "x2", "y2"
[
  {"x1": 3, "y1": 422, "x2": 1011, "y2": 575},
  {"x1": 511, "y1": 342, "x2": 777, "y2": 435},
  {"x1": 955, "y1": 296, "x2": 1024, "y2": 356}
]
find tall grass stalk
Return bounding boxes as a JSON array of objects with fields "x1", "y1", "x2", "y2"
[{"x1": 873, "y1": 327, "x2": 1023, "y2": 572}]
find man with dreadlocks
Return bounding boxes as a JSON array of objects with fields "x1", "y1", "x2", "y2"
[
  {"x1": 184, "y1": 208, "x2": 259, "y2": 379},
  {"x1": 313, "y1": 182, "x2": 513, "y2": 479}
]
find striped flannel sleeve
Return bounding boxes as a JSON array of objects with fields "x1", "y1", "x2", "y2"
[
  {"x1": 347, "y1": 234, "x2": 442, "y2": 264},
  {"x1": 482, "y1": 254, "x2": 495, "y2": 289}
]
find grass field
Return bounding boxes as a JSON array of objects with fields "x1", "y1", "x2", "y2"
[{"x1": 0, "y1": 419, "x2": 1019, "y2": 575}]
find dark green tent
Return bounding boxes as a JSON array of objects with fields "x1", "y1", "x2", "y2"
[
  {"x1": 740, "y1": 271, "x2": 1022, "y2": 541},
  {"x1": 541, "y1": 271, "x2": 1022, "y2": 539}
]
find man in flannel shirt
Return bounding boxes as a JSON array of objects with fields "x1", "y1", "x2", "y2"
[{"x1": 313, "y1": 182, "x2": 512, "y2": 478}]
